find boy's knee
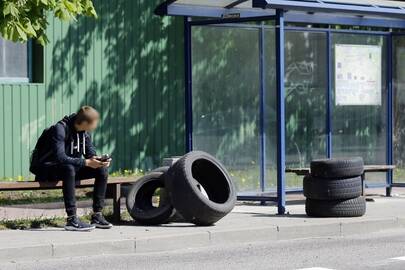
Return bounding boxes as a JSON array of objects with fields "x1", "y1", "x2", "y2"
[
  {"x1": 59, "y1": 164, "x2": 76, "y2": 178},
  {"x1": 96, "y1": 167, "x2": 108, "y2": 179}
]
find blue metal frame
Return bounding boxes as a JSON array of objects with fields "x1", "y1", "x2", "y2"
[
  {"x1": 158, "y1": 0, "x2": 405, "y2": 30},
  {"x1": 184, "y1": 17, "x2": 193, "y2": 152},
  {"x1": 285, "y1": 26, "x2": 391, "y2": 36},
  {"x1": 275, "y1": 9, "x2": 286, "y2": 215},
  {"x1": 386, "y1": 33, "x2": 394, "y2": 195},
  {"x1": 237, "y1": 194, "x2": 278, "y2": 202},
  {"x1": 180, "y1": 3, "x2": 400, "y2": 213},
  {"x1": 284, "y1": 13, "x2": 405, "y2": 29},
  {"x1": 254, "y1": 0, "x2": 405, "y2": 18},
  {"x1": 326, "y1": 31, "x2": 333, "y2": 159},
  {"x1": 259, "y1": 24, "x2": 266, "y2": 194},
  {"x1": 160, "y1": 2, "x2": 276, "y2": 18},
  {"x1": 189, "y1": 16, "x2": 276, "y2": 26},
  {"x1": 169, "y1": 10, "x2": 405, "y2": 30}
]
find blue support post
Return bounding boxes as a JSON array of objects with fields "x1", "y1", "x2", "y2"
[
  {"x1": 275, "y1": 9, "x2": 286, "y2": 215},
  {"x1": 387, "y1": 34, "x2": 394, "y2": 196},
  {"x1": 326, "y1": 31, "x2": 332, "y2": 158},
  {"x1": 184, "y1": 17, "x2": 193, "y2": 152},
  {"x1": 259, "y1": 24, "x2": 266, "y2": 195}
]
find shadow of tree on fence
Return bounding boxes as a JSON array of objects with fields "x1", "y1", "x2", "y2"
[{"x1": 46, "y1": 0, "x2": 185, "y2": 172}]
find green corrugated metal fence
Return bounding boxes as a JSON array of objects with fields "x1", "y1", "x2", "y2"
[{"x1": 0, "y1": 0, "x2": 185, "y2": 180}]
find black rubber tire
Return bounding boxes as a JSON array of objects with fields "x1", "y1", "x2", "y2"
[
  {"x1": 126, "y1": 172, "x2": 174, "y2": 225},
  {"x1": 306, "y1": 197, "x2": 366, "y2": 217},
  {"x1": 169, "y1": 211, "x2": 186, "y2": 223},
  {"x1": 310, "y1": 157, "x2": 364, "y2": 179},
  {"x1": 150, "y1": 167, "x2": 182, "y2": 222},
  {"x1": 165, "y1": 151, "x2": 237, "y2": 226},
  {"x1": 303, "y1": 175, "x2": 362, "y2": 200},
  {"x1": 151, "y1": 166, "x2": 170, "y2": 173}
]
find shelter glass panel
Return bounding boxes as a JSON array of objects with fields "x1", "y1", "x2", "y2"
[
  {"x1": 264, "y1": 27, "x2": 278, "y2": 190},
  {"x1": 331, "y1": 33, "x2": 387, "y2": 184},
  {"x1": 191, "y1": 25, "x2": 261, "y2": 192},
  {"x1": 284, "y1": 30, "x2": 328, "y2": 187},
  {"x1": 393, "y1": 35, "x2": 405, "y2": 183}
]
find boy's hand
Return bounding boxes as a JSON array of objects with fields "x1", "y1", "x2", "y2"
[
  {"x1": 89, "y1": 156, "x2": 111, "y2": 168},
  {"x1": 85, "y1": 158, "x2": 104, "y2": 169},
  {"x1": 102, "y1": 159, "x2": 112, "y2": 168}
]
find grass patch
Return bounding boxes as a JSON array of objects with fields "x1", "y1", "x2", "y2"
[
  {"x1": 0, "y1": 216, "x2": 66, "y2": 230},
  {"x1": 229, "y1": 168, "x2": 304, "y2": 191},
  {"x1": 110, "y1": 169, "x2": 144, "y2": 178},
  {"x1": 0, "y1": 208, "x2": 133, "y2": 230}
]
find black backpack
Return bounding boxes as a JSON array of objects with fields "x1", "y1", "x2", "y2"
[{"x1": 29, "y1": 121, "x2": 69, "y2": 174}]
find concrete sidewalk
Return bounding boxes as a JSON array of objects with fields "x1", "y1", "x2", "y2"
[
  {"x1": 0, "y1": 187, "x2": 395, "y2": 220},
  {"x1": 1, "y1": 195, "x2": 405, "y2": 265}
]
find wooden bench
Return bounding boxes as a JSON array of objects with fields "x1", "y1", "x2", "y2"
[
  {"x1": 286, "y1": 165, "x2": 396, "y2": 196},
  {"x1": 0, "y1": 177, "x2": 140, "y2": 222}
]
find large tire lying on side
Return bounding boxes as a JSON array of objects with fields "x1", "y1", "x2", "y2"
[
  {"x1": 306, "y1": 197, "x2": 366, "y2": 217},
  {"x1": 151, "y1": 166, "x2": 170, "y2": 173},
  {"x1": 310, "y1": 157, "x2": 364, "y2": 179},
  {"x1": 165, "y1": 151, "x2": 237, "y2": 226},
  {"x1": 126, "y1": 172, "x2": 174, "y2": 225},
  {"x1": 303, "y1": 175, "x2": 362, "y2": 200},
  {"x1": 149, "y1": 166, "x2": 185, "y2": 223},
  {"x1": 122, "y1": 166, "x2": 170, "y2": 199}
]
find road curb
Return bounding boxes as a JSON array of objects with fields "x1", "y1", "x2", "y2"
[
  {"x1": 1, "y1": 217, "x2": 405, "y2": 264},
  {"x1": 136, "y1": 232, "x2": 210, "y2": 253},
  {"x1": 0, "y1": 244, "x2": 53, "y2": 262},
  {"x1": 340, "y1": 217, "x2": 399, "y2": 236}
]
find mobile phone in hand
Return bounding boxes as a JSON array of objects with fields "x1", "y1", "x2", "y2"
[{"x1": 97, "y1": 154, "x2": 111, "y2": 162}]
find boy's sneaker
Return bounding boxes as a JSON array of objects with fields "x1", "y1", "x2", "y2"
[
  {"x1": 91, "y1": 212, "x2": 113, "y2": 229},
  {"x1": 64, "y1": 215, "x2": 95, "y2": 231}
]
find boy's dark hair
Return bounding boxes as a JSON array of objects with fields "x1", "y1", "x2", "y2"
[{"x1": 75, "y1": 106, "x2": 100, "y2": 125}]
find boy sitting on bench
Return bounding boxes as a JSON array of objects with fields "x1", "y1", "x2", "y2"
[{"x1": 30, "y1": 106, "x2": 113, "y2": 231}]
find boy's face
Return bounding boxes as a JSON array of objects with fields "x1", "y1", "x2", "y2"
[{"x1": 77, "y1": 119, "x2": 99, "y2": 132}]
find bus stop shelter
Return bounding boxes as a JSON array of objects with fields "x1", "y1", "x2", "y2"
[{"x1": 155, "y1": 0, "x2": 405, "y2": 214}]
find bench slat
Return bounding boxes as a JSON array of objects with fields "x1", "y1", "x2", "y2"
[
  {"x1": 286, "y1": 165, "x2": 396, "y2": 176},
  {"x1": 0, "y1": 177, "x2": 140, "y2": 191}
]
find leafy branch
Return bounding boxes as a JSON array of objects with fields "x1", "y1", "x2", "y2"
[{"x1": 0, "y1": 0, "x2": 97, "y2": 45}]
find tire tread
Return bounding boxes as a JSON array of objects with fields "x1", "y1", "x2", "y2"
[
  {"x1": 306, "y1": 197, "x2": 366, "y2": 217},
  {"x1": 310, "y1": 157, "x2": 364, "y2": 179},
  {"x1": 304, "y1": 175, "x2": 362, "y2": 200},
  {"x1": 165, "y1": 151, "x2": 236, "y2": 226}
]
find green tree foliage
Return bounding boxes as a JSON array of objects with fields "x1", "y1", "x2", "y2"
[{"x1": 0, "y1": 0, "x2": 97, "y2": 45}]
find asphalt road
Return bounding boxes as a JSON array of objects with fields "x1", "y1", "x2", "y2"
[{"x1": 4, "y1": 228, "x2": 405, "y2": 270}]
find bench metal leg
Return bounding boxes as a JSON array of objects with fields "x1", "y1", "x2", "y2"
[
  {"x1": 386, "y1": 169, "x2": 393, "y2": 197},
  {"x1": 111, "y1": 184, "x2": 121, "y2": 223},
  {"x1": 386, "y1": 186, "x2": 392, "y2": 197},
  {"x1": 361, "y1": 173, "x2": 365, "y2": 196}
]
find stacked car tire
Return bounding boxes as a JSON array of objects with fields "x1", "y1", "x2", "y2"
[
  {"x1": 126, "y1": 151, "x2": 237, "y2": 226},
  {"x1": 304, "y1": 157, "x2": 366, "y2": 217}
]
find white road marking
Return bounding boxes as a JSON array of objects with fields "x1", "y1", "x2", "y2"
[
  {"x1": 297, "y1": 268, "x2": 335, "y2": 270},
  {"x1": 391, "y1": 256, "x2": 405, "y2": 261}
]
